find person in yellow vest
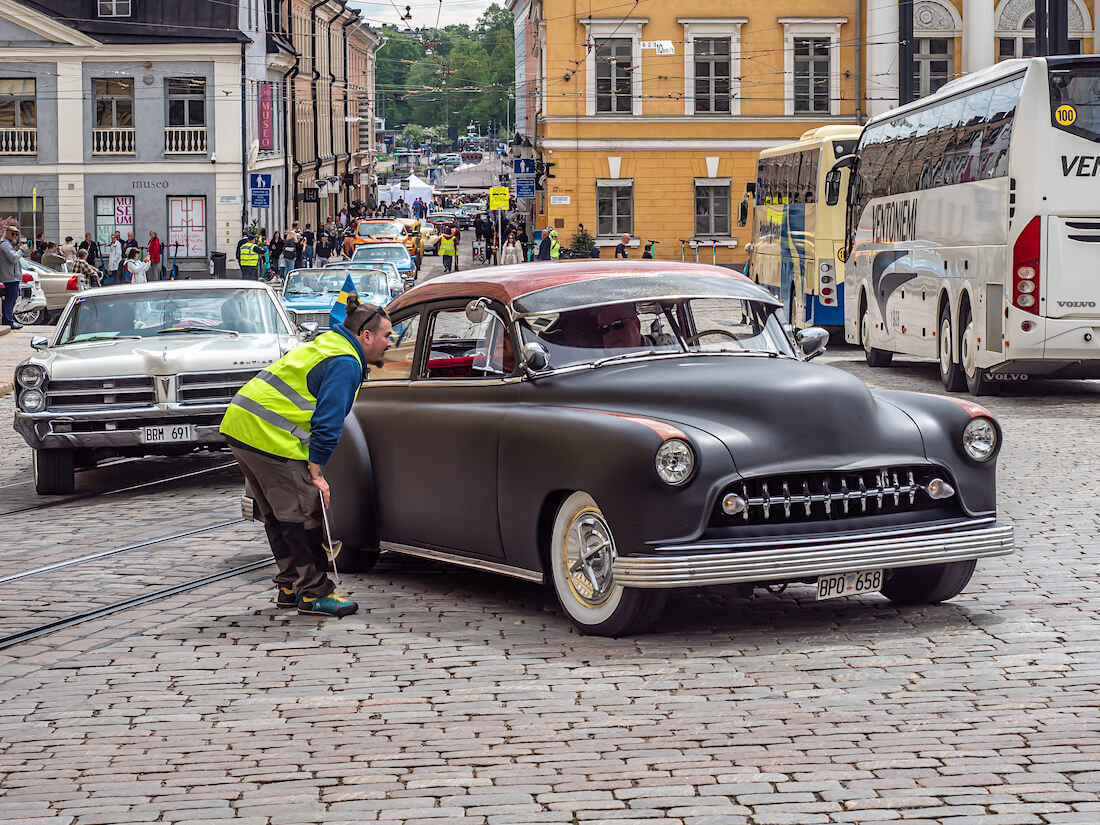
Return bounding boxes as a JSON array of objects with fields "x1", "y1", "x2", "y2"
[
  {"x1": 439, "y1": 227, "x2": 457, "y2": 273},
  {"x1": 237, "y1": 233, "x2": 261, "y2": 280},
  {"x1": 549, "y1": 228, "x2": 560, "y2": 261},
  {"x1": 220, "y1": 295, "x2": 393, "y2": 617}
]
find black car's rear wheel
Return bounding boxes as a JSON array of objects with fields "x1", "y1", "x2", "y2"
[
  {"x1": 880, "y1": 559, "x2": 976, "y2": 604},
  {"x1": 549, "y1": 492, "x2": 666, "y2": 636}
]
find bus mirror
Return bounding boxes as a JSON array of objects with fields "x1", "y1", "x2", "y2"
[
  {"x1": 824, "y1": 170, "x2": 842, "y2": 206},
  {"x1": 744, "y1": 181, "x2": 756, "y2": 197},
  {"x1": 737, "y1": 200, "x2": 749, "y2": 227}
]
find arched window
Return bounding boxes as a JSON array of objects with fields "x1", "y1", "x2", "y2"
[
  {"x1": 995, "y1": 0, "x2": 1091, "y2": 60},
  {"x1": 913, "y1": 1, "x2": 961, "y2": 98}
]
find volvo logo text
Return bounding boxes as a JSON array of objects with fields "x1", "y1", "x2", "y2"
[{"x1": 1057, "y1": 300, "x2": 1097, "y2": 308}]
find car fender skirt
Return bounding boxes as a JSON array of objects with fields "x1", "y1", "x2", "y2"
[{"x1": 613, "y1": 519, "x2": 1014, "y2": 589}]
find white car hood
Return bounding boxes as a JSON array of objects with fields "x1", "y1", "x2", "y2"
[{"x1": 38, "y1": 334, "x2": 299, "y2": 379}]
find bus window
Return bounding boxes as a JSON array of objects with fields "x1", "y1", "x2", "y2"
[
  {"x1": 983, "y1": 77, "x2": 1022, "y2": 178},
  {"x1": 804, "y1": 149, "x2": 819, "y2": 202},
  {"x1": 1049, "y1": 68, "x2": 1100, "y2": 141},
  {"x1": 957, "y1": 89, "x2": 994, "y2": 183},
  {"x1": 931, "y1": 96, "x2": 967, "y2": 187}
]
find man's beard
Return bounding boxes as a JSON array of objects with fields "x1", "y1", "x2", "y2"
[{"x1": 371, "y1": 358, "x2": 385, "y2": 367}]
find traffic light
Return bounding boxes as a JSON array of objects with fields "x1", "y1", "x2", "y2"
[{"x1": 535, "y1": 160, "x2": 555, "y2": 191}]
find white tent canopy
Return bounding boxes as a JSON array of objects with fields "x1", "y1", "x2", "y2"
[{"x1": 377, "y1": 173, "x2": 433, "y2": 204}]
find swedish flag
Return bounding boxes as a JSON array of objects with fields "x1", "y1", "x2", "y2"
[{"x1": 328, "y1": 273, "x2": 357, "y2": 329}]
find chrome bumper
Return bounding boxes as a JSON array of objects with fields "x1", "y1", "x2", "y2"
[
  {"x1": 614, "y1": 519, "x2": 1015, "y2": 589},
  {"x1": 14, "y1": 404, "x2": 229, "y2": 451}
]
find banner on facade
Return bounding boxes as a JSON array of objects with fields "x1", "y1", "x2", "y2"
[{"x1": 258, "y1": 83, "x2": 275, "y2": 151}]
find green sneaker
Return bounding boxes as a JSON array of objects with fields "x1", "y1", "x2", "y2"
[
  {"x1": 298, "y1": 593, "x2": 358, "y2": 618},
  {"x1": 275, "y1": 587, "x2": 297, "y2": 608}
]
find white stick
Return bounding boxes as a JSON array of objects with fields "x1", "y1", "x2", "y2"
[{"x1": 319, "y1": 489, "x2": 341, "y2": 588}]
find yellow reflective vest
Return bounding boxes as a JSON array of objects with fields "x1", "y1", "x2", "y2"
[
  {"x1": 439, "y1": 235, "x2": 456, "y2": 256},
  {"x1": 219, "y1": 331, "x2": 364, "y2": 461},
  {"x1": 549, "y1": 234, "x2": 560, "y2": 259},
  {"x1": 238, "y1": 242, "x2": 260, "y2": 267}
]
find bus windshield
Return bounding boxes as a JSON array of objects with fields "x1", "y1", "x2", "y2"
[{"x1": 1049, "y1": 67, "x2": 1100, "y2": 142}]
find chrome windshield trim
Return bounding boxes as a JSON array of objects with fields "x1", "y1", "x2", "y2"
[
  {"x1": 615, "y1": 521, "x2": 1014, "y2": 589},
  {"x1": 513, "y1": 291, "x2": 781, "y2": 318},
  {"x1": 522, "y1": 349, "x2": 796, "y2": 380},
  {"x1": 380, "y1": 542, "x2": 544, "y2": 583}
]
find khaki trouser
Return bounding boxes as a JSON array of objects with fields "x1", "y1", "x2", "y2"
[{"x1": 231, "y1": 445, "x2": 333, "y2": 598}]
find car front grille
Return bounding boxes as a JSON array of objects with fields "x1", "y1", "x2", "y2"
[
  {"x1": 713, "y1": 465, "x2": 953, "y2": 526},
  {"x1": 290, "y1": 310, "x2": 330, "y2": 329},
  {"x1": 178, "y1": 370, "x2": 261, "y2": 405},
  {"x1": 46, "y1": 377, "x2": 156, "y2": 411}
]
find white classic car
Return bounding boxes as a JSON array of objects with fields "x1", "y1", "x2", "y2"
[{"x1": 12, "y1": 280, "x2": 310, "y2": 494}]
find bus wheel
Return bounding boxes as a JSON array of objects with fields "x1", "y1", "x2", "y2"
[
  {"x1": 961, "y1": 305, "x2": 999, "y2": 396},
  {"x1": 938, "y1": 306, "x2": 967, "y2": 392},
  {"x1": 861, "y1": 299, "x2": 892, "y2": 367}
]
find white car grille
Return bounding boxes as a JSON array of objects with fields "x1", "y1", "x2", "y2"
[
  {"x1": 290, "y1": 310, "x2": 330, "y2": 329},
  {"x1": 178, "y1": 369, "x2": 262, "y2": 405}
]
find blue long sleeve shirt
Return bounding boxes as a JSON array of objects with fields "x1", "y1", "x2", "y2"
[{"x1": 305, "y1": 323, "x2": 367, "y2": 466}]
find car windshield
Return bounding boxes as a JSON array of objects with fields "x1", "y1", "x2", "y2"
[
  {"x1": 351, "y1": 245, "x2": 409, "y2": 265},
  {"x1": 284, "y1": 269, "x2": 389, "y2": 297},
  {"x1": 519, "y1": 297, "x2": 793, "y2": 370},
  {"x1": 57, "y1": 289, "x2": 285, "y2": 344},
  {"x1": 357, "y1": 221, "x2": 403, "y2": 238}
]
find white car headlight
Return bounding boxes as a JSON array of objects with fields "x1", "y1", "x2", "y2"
[
  {"x1": 18, "y1": 388, "x2": 46, "y2": 413},
  {"x1": 962, "y1": 417, "x2": 997, "y2": 461},
  {"x1": 655, "y1": 438, "x2": 695, "y2": 485},
  {"x1": 16, "y1": 364, "x2": 45, "y2": 389}
]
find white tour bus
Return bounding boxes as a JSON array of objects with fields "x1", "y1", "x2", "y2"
[{"x1": 833, "y1": 56, "x2": 1100, "y2": 395}]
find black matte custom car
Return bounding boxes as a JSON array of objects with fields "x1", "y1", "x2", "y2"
[{"x1": 318, "y1": 261, "x2": 1014, "y2": 636}]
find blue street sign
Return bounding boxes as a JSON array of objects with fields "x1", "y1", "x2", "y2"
[
  {"x1": 250, "y1": 173, "x2": 272, "y2": 190},
  {"x1": 250, "y1": 189, "x2": 271, "y2": 209},
  {"x1": 516, "y1": 175, "x2": 536, "y2": 199},
  {"x1": 513, "y1": 159, "x2": 535, "y2": 175}
]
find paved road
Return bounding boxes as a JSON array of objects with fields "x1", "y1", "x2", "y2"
[
  {"x1": 1, "y1": 297, "x2": 1098, "y2": 823},
  {"x1": 438, "y1": 156, "x2": 507, "y2": 190}
]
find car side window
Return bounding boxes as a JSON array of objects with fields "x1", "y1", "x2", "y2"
[
  {"x1": 422, "y1": 307, "x2": 515, "y2": 379},
  {"x1": 370, "y1": 313, "x2": 420, "y2": 381}
]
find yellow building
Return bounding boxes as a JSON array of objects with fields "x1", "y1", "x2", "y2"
[{"x1": 511, "y1": 0, "x2": 1098, "y2": 266}]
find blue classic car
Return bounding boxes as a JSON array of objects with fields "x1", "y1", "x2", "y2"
[
  {"x1": 279, "y1": 267, "x2": 398, "y2": 332},
  {"x1": 349, "y1": 242, "x2": 416, "y2": 285}
]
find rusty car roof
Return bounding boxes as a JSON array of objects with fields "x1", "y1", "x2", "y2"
[{"x1": 386, "y1": 260, "x2": 760, "y2": 314}]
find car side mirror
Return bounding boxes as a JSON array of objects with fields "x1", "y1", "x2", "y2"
[
  {"x1": 737, "y1": 200, "x2": 749, "y2": 227},
  {"x1": 298, "y1": 321, "x2": 320, "y2": 339},
  {"x1": 465, "y1": 297, "x2": 490, "y2": 324},
  {"x1": 824, "y1": 170, "x2": 842, "y2": 206},
  {"x1": 30, "y1": 335, "x2": 49, "y2": 351},
  {"x1": 521, "y1": 341, "x2": 549, "y2": 374},
  {"x1": 795, "y1": 326, "x2": 829, "y2": 361}
]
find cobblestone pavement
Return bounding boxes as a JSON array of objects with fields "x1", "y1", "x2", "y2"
[{"x1": 1, "y1": 315, "x2": 1099, "y2": 823}]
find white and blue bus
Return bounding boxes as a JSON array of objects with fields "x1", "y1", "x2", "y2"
[
  {"x1": 742, "y1": 125, "x2": 862, "y2": 328},
  {"x1": 835, "y1": 56, "x2": 1100, "y2": 394}
]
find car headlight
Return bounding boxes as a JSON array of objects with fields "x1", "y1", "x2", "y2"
[
  {"x1": 18, "y1": 388, "x2": 46, "y2": 413},
  {"x1": 962, "y1": 417, "x2": 998, "y2": 461},
  {"x1": 655, "y1": 438, "x2": 695, "y2": 485},
  {"x1": 16, "y1": 364, "x2": 45, "y2": 389}
]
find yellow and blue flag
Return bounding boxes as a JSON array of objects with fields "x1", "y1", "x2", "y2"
[{"x1": 329, "y1": 273, "x2": 357, "y2": 328}]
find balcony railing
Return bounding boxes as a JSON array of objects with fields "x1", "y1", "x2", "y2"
[
  {"x1": 0, "y1": 128, "x2": 37, "y2": 155},
  {"x1": 165, "y1": 126, "x2": 208, "y2": 155},
  {"x1": 92, "y1": 128, "x2": 136, "y2": 155}
]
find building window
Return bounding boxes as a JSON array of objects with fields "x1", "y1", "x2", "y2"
[
  {"x1": 94, "y1": 78, "x2": 134, "y2": 127},
  {"x1": 168, "y1": 196, "x2": 207, "y2": 257},
  {"x1": 695, "y1": 181, "x2": 730, "y2": 236},
  {"x1": 167, "y1": 78, "x2": 206, "y2": 127},
  {"x1": 0, "y1": 79, "x2": 36, "y2": 128},
  {"x1": 596, "y1": 180, "x2": 633, "y2": 236},
  {"x1": 595, "y1": 38, "x2": 633, "y2": 114},
  {"x1": 997, "y1": 11, "x2": 1085, "y2": 60},
  {"x1": 694, "y1": 38, "x2": 731, "y2": 113},
  {"x1": 913, "y1": 37, "x2": 953, "y2": 98},
  {"x1": 95, "y1": 196, "x2": 134, "y2": 247},
  {"x1": 793, "y1": 38, "x2": 830, "y2": 113},
  {"x1": 0, "y1": 197, "x2": 43, "y2": 235},
  {"x1": 98, "y1": 0, "x2": 131, "y2": 17}
]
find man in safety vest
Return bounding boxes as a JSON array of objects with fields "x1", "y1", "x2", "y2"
[
  {"x1": 549, "y1": 228, "x2": 560, "y2": 261},
  {"x1": 439, "y1": 227, "x2": 456, "y2": 273},
  {"x1": 237, "y1": 233, "x2": 261, "y2": 280},
  {"x1": 220, "y1": 295, "x2": 393, "y2": 617}
]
